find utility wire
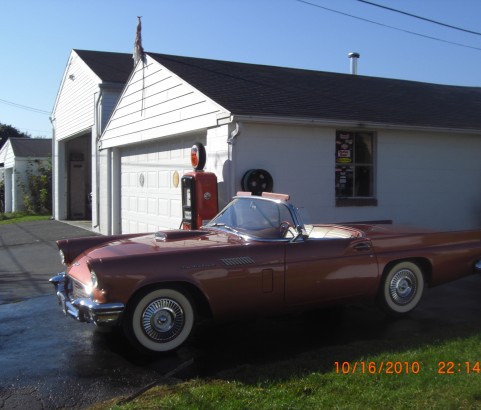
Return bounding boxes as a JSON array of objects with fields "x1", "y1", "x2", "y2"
[
  {"x1": 357, "y1": 0, "x2": 481, "y2": 37},
  {"x1": 295, "y1": 0, "x2": 481, "y2": 52},
  {"x1": 0, "y1": 98, "x2": 51, "y2": 115}
]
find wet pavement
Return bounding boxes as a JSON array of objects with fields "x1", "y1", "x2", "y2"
[
  {"x1": 0, "y1": 220, "x2": 96, "y2": 304},
  {"x1": 1, "y1": 220, "x2": 481, "y2": 409}
]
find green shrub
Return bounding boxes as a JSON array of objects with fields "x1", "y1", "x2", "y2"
[{"x1": 18, "y1": 157, "x2": 52, "y2": 214}]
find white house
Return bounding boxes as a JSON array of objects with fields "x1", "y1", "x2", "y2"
[
  {"x1": 97, "y1": 52, "x2": 481, "y2": 234},
  {"x1": 0, "y1": 138, "x2": 51, "y2": 213},
  {"x1": 53, "y1": 50, "x2": 481, "y2": 234},
  {"x1": 51, "y1": 49, "x2": 132, "y2": 223}
]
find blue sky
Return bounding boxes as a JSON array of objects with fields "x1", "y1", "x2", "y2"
[{"x1": 2, "y1": 0, "x2": 481, "y2": 138}]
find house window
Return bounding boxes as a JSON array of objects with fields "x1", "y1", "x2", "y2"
[{"x1": 335, "y1": 130, "x2": 377, "y2": 207}]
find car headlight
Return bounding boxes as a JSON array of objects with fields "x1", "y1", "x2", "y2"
[
  {"x1": 90, "y1": 270, "x2": 99, "y2": 288},
  {"x1": 59, "y1": 250, "x2": 66, "y2": 265}
]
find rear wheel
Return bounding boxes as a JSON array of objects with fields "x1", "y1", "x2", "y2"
[
  {"x1": 123, "y1": 287, "x2": 195, "y2": 353},
  {"x1": 378, "y1": 261, "x2": 424, "y2": 315}
]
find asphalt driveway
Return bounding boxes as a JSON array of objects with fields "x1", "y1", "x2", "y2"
[
  {"x1": 0, "y1": 220, "x2": 95, "y2": 305},
  {"x1": 1, "y1": 219, "x2": 481, "y2": 409},
  {"x1": 0, "y1": 220, "x2": 164, "y2": 409}
]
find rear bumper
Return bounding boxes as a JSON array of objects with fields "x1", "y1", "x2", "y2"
[{"x1": 49, "y1": 272, "x2": 124, "y2": 327}]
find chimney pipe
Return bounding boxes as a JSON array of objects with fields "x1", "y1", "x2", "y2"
[{"x1": 348, "y1": 52, "x2": 360, "y2": 75}]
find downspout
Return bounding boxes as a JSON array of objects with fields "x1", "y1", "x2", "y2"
[
  {"x1": 106, "y1": 148, "x2": 112, "y2": 235},
  {"x1": 111, "y1": 148, "x2": 121, "y2": 234},
  {"x1": 93, "y1": 90, "x2": 103, "y2": 229},
  {"x1": 49, "y1": 115, "x2": 55, "y2": 218},
  {"x1": 227, "y1": 121, "x2": 241, "y2": 199}
]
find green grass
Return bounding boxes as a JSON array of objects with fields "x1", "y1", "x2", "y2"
[
  {"x1": 0, "y1": 212, "x2": 51, "y2": 224},
  {"x1": 95, "y1": 333, "x2": 481, "y2": 410}
]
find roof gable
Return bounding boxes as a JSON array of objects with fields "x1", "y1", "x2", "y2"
[
  {"x1": 100, "y1": 55, "x2": 229, "y2": 149},
  {"x1": 148, "y1": 53, "x2": 481, "y2": 132},
  {"x1": 52, "y1": 50, "x2": 134, "y2": 140}
]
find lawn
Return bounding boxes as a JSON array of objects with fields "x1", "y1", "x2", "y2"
[
  {"x1": 0, "y1": 212, "x2": 51, "y2": 224},
  {"x1": 93, "y1": 331, "x2": 481, "y2": 410}
]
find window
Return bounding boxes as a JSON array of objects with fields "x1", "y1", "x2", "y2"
[{"x1": 335, "y1": 131, "x2": 377, "y2": 206}]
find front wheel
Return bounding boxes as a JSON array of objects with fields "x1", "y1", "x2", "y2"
[
  {"x1": 378, "y1": 261, "x2": 425, "y2": 315},
  {"x1": 123, "y1": 287, "x2": 195, "y2": 353}
]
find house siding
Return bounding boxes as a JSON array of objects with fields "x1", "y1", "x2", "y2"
[
  {"x1": 206, "y1": 124, "x2": 231, "y2": 209},
  {"x1": 100, "y1": 56, "x2": 230, "y2": 149},
  {"x1": 53, "y1": 51, "x2": 99, "y2": 140},
  {"x1": 234, "y1": 122, "x2": 334, "y2": 214},
  {"x1": 3, "y1": 144, "x2": 15, "y2": 168},
  {"x1": 377, "y1": 130, "x2": 481, "y2": 230},
  {"x1": 233, "y1": 123, "x2": 481, "y2": 230}
]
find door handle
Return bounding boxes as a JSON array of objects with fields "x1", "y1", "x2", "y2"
[{"x1": 353, "y1": 242, "x2": 371, "y2": 251}]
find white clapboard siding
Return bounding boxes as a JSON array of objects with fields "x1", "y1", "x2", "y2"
[
  {"x1": 100, "y1": 56, "x2": 230, "y2": 149},
  {"x1": 0, "y1": 141, "x2": 15, "y2": 168},
  {"x1": 53, "y1": 51, "x2": 101, "y2": 140}
]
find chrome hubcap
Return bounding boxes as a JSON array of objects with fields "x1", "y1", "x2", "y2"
[
  {"x1": 389, "y1": 269, "x2": 417, "y2": 305},
  {"x1": 142, "y1": 298, "x2": 184, "y2": 342}
]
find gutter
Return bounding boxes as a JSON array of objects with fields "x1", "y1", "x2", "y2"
[{"x1": 231, "y1": 115, "x2": 481, "y2": 136}]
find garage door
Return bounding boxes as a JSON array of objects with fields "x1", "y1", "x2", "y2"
[{"x1": 121, "y1": 137, "x2": 200, "y2": 233}]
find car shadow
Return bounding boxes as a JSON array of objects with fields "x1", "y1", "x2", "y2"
[{"x1": 93, "y1": 275, "x2": 481, "y2": 384}]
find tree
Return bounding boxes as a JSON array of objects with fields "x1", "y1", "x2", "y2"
[{"x1": 0, "y1": 123, "x2": 30, "y2": 150}]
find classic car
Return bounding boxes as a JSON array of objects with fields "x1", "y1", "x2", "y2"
[{"x1": 50, "y1": 192, "x2": 481, "y2": 353}]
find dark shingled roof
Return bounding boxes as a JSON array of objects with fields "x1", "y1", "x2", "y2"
[
  {"x1": 74, "y1": 49, "x2": 133, "y2": 83},
  {"x1": 10, "y1": 138, "x2": 51, "y2": 158},
  {"x1": 148, "y1": 53, "x2": 481, "y2": 132}
]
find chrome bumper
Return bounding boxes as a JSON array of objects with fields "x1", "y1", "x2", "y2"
[{"x1": 49, "y1": 272, "x2": 124, "y2": 327}]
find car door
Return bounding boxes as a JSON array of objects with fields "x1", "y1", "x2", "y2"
[
  {"x1": 200, "y1": 241, "x2": 287, "y2": 319},
  {"x1": 285, "y1": 236, "x2": 378, "y2": 307}
]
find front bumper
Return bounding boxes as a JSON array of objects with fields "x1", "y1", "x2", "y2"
[{"x1": 49, "y1": 272, "x2": 124, "y2": 327}]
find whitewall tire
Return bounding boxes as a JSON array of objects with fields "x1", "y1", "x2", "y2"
[
  {"x1": 125, "y1": 287, "x2": 195, "y2": 353},
  {"x1": 379, "y1": 261, "x2": 425, "y2": 315}
]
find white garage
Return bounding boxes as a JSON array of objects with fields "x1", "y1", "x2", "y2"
[{"x1": 120, "y1": 136, "x2": 204, "y2": 233}]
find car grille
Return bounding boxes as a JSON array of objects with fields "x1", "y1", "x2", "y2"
[{"x1": 68, "y1": 276, "x2": 89, "y2": 299}]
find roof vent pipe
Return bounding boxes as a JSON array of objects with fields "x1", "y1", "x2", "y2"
[{"x1": 348, "y1": 52, "x2": 360, "y2": 75}]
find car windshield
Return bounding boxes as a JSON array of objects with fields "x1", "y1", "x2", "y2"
[{"x1": 206, "y1": 197, "x2": 297, "y2": 240}]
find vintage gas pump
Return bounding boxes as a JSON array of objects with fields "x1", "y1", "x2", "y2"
[{"x1": 181, "y1": 143, "x2": 218, "y2": 230}]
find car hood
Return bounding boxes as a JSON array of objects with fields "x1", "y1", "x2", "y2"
[
  {"x1": 66, "y1": 229, "x2": 244, "y2": 286},
  {"x1": 83, "y1": 229, "x2": 242, "y2": 260}
]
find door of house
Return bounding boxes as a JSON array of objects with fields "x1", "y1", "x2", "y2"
[{"x1": 69, "y1": 159, "x2": 86, "y2": 219}]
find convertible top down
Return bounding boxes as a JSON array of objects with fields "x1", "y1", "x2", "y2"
[{"x1": 51, "y1": 192, "x2": 481, "y2": 353}]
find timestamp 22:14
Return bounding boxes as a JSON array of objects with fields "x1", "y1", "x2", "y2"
[{"x1": 438, "y1": 361, "x2": 481, "y2": 374}]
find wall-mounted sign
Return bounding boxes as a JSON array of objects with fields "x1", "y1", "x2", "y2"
[{"x1": 191, "y1": 142, "x2": 206, "y2": 171}]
